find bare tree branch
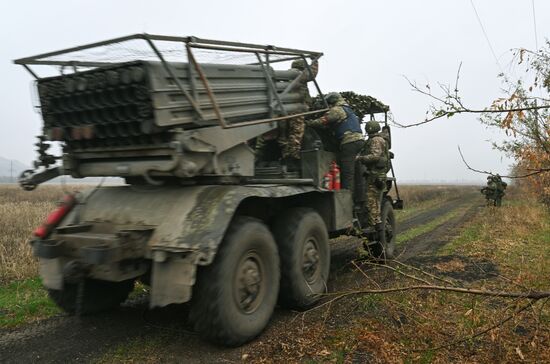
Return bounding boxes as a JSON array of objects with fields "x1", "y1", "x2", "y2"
[
  {"x1": 360, "y1": 260, "x2": 433, "y2": 286},
  {"x1": 458, "y1": 145, "x2": 550, "y2": 178}
]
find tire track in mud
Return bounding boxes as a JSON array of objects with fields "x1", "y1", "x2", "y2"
[
  {"x1": 328, "y1": 191, "x2": 480, "y2": 272},
  {"x1": 0, "y1": 191, "x2": 482, "y2": 364},
  {"x1": 398, "y1": 202, "x2": 481, "y2": 260}
]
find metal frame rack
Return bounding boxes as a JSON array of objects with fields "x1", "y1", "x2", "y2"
[{"x1": 14, "y1": 33, "x2": 329, "y2": 130}]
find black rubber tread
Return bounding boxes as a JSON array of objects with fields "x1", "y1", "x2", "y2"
[
  {"x1": 272, "y1": 208, "x2": 330, "y2": 309},
  {"x1": 369, "y1": 199, "x2": 396, "y2": 260},
  {"x1": 189, "y1": 216, "x2": 280, "y2": 347},
  {"x1": 48, "y1": 278, "x2": 135, "y2": 315}
]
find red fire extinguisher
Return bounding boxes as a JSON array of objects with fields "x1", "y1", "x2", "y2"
[
  {"x1": 322, "y1": 171, "x2": 334, "y2": 190},
  {"x1": 331, "y1": 161, "x2": 341, "y2": 191}
]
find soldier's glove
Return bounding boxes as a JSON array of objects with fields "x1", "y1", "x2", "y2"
[
  {"x1": 374, "y1": 178, "x2": 385, "y2": 189},
  {"x1": 356, "y1": 155, "x2": 376, "y2": 166}
]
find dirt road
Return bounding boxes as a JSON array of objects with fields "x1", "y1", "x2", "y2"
[{"x1": 0, "y1": 189, "x2": 482, "y2": 363}]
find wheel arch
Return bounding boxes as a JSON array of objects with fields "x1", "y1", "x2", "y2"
[{"x1": 234, "y1": 191, "x2": 335, "y2": 232}]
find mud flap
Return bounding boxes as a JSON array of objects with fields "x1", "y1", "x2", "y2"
[
  {"x1": 150, "y1": 252, "x2": 197, "y2": 308},
  {"x1": 39, "y1": 258, "x2": 64, "y2": 290}
]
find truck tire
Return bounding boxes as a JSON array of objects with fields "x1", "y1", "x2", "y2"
[
  {"x1": 48, "y1": 278, "x2": 135, "y2": 315},
  {"x1": 369, "y1": 200, "x2": 396, "y2": 260},
  {"x1": 189, "y1": 217, "x2": 280, "y2": 346},
  {"x1": 272, "y1": 208, "x2": 330, "y2": 309}
]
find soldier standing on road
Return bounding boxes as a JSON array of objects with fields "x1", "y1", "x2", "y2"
[
  {"x1": 356, "y1": 121, "x2": 389, "y2": 239},
  {"x1": 306, "y1": 92, "x2": 364, "y2": 196},
  {"x1": 278, "y1": 59, "x2": 319, "y2": 170},
  {"x1": 492, "y1": 174, "x2": 507, "y2": 206},
  {"x1": 481, "y1": 174, "x2": 507, "y2": 207}
]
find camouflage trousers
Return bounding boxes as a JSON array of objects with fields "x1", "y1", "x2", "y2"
[
  {"x1": 366, "y1": 181, "x2": 384, "y2": 227},
  {"x1": 278, "y1": 115, "x2": 305, "y2": 159}
]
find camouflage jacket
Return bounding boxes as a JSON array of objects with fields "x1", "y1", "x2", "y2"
[
  {"x1": 357, "y1": 134, "x2": 388, "y2": 179},
  {"x1": 307, "y1": 100, "x2": 363, "y2": 145},
  {"x1": 296, "y1": 61, "x2": 319, "y2": 109}
]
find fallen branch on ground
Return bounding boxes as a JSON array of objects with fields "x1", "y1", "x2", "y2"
[
  {"x1": 306, "y1": 283, "x2": 550, "y2": 315},
  {"x1": 324, "y1": 284, "x2": 550, "y2": 301}
]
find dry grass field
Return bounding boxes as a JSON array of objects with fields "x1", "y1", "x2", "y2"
[
  {"x1": 0, "y1": 185, "x2": 82, "y2": 284},
  {"x1": 391, "y1": 184, "x2": 478, "y2": 206}
]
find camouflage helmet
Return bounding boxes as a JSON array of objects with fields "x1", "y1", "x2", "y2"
[
  {"x1": 365, "y1": 120, "x2": 381, "y2": 134},
  {"x1": 325, "y1": 92, "x2": 342, "y2": 106},
  {"x1": 291, "y1": 59, "x2": 306, "y2": 70}
]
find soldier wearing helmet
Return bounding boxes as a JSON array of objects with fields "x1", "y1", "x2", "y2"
[
  {"x1": 356, "y1": 120, "x2": 390, "y2": 239},
  {"x1": 481, "y1": 174, "x2": 507, "y2": 206},
  {"x1": 306, "y1": 92, "x2": 364, "y2": 195},
  {"x1": 277, "y1": 59, "x2": 319, "y2": 170}
]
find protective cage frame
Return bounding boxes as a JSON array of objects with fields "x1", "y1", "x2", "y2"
[{"x1": 14, "y1": 33, "x2": 329, "y2": 129}]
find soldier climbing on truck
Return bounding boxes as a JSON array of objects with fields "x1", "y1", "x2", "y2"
[
  {"x1": 306, "y1": 92, "x2": 364, "y2": 198},
  {"x1": 277, "y1": 58, "x2": 319, "y2": 171},
  {"x1": 14, "y1": 34, "x2": 403, "y2": 346},
  {"x1": 357, "y1": 120, "x2": 393, "y2": 258}
]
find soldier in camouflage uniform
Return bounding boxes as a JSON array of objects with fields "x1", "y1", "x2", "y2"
[
  {"x1": 356, "y1": 120, "x2": 389, "y2": 238},
  {"x1": 278, "y1": 59, "x2": 319, "y2": 168},
  {"x1": 494, "y1": 174, "x2": 507, "y2": 207},
  {"x1": 481, "y1": 174, "x2": 507, "y2": 206},
  {"x1": 306, "y1": 92, "x2": 364, "y2": 196}
]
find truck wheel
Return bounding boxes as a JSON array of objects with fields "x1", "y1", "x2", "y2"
[
  {"x1": 48, "y1": 278, "x2": 135, "y2": 315},
  {"x1": 190, "y1": 217, "x2": 280, "y2": 346},
  {"x1": 273, "y1": 208, "x2": 330, "y2": 309},
  {"x1": 369, "y1": 200, "x2": 396, "y2": 260}
]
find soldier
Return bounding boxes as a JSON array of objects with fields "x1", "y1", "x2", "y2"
[
  {"x1": 493, "y1": 174, "x2": 507, "y2": 206},
  {"x1": 481, "y1": 176, "x2": 496, "y2": 206},
  {"x1": 306, "y1": 92, "x2": 364, "y2": 196},
  {"x1": 356, "y1": 121, "x2": 389, "y2": 239},
  {"x1": 278, "y1": 59, "x2": 319, "y2": 170},
  {"x1": 481, "y1": 175, "x2": 507, "y2": 206}
]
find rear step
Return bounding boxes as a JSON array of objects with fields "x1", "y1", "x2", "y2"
[{"x1": 33, "y1": 227, "x2": 153, "y2": 265}]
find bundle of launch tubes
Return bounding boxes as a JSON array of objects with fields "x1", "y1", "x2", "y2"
[{"x1": 15, "y1": 34, "x2": 327, "y2": 151}]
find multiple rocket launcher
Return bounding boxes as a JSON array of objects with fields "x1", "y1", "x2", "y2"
[{"x1": 37, "y1": 61, "x2": 306, "y2": 150}]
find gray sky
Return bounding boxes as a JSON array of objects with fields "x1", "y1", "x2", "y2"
[{"x1": 1, "y1": 0, "x2": 548, "y2": 183}]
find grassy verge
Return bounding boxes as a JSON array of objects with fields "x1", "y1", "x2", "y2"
[
  {"x1": 342, "y1": 196, "x2": 550, "y2": 363},
  {"x1": 0, "y1": 277, "x2": 61, "y2": 328},
  {"x1": 441, "y1": 198, "x2": 550, "y2": 289}
]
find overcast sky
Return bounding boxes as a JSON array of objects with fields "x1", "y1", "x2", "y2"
[{"x1": 1, "y1": 0, "x2": 548, "y2": 183}]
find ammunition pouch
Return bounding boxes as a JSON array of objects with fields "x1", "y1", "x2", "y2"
[{"x1": 364, "y1": 170, "x2": 385, "y2": 190}]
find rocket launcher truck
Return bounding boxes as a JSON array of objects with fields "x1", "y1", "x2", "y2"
[{"x1": 15, "y1": 34, "x2": 402, "y2": 346}]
